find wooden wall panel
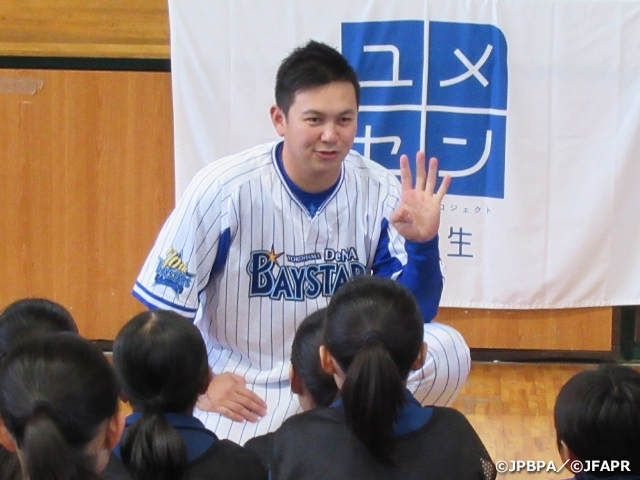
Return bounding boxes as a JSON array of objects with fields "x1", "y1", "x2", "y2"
[
  {"x1": 437, "y1": 307, "x2": 613, "y2": 351},
  {"x1": 0, "y1": 0, "x2": 169, "y2": 58},
  {"x1": 0, "y1": 69, "x2": 174, "y2": 339}
]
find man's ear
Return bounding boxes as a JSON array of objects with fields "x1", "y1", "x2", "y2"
[
  {"x1": 105, "y1": 409, "x2": 126, "y2": 450},
  {"x1": 411, "y1": 342, "x2": 427, "y2": 371},
  {"x1": 270, "y1": 104, "x2": 287, "y2": 137},
  {"x1": 0, "y1": 415, "x2": 17, "y2": 452}
]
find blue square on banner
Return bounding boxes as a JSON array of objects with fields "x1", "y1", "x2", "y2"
[
  {"x1": 342, "y1": 19, "x2": 508, "y2": 199},
  {"x1": 352, "y1": 110, "x2": 421, "y2": 173},
  {"x1": 427, "y1": 21, "x2": 508, "y2": 110},
  {"x1": 342, "y1": 21, "x2": 424, "y2": 106},
  {"x1": 426, "y1": 111, "x2": 506, "y2": 198}
]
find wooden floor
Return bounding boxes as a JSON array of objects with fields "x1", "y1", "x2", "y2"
[{"x1": 451, "y1": 361, "x2": 639, "y2": 479}]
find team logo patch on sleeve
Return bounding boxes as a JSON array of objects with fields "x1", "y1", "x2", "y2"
[{"x1": 154, "y1": 248, "x2": 195, "y2": 295}]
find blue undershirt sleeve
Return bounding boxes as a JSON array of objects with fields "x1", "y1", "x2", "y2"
[
  {"x1": 398, "y1": 237, "x2": 443, "y2": 322},
  {"x1": 372, "y1": 219, "x2": 443, "y2": 322}
]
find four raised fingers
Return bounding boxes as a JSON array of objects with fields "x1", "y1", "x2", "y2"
[{"x1": 401, "y1": 152, "x2": 449, "y2": 199}]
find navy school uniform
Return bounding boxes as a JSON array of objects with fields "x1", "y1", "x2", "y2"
[
  {"x1": 114, "y1": 413, "x2": 267, "y2": 480},
  {"x1": 245, "y1": 431, "x2": 274, "y2": 469},
  {"x1": 102, "y1": 453, "x2": 132, "y2": 480},
  {"x1": 269, "y1": 390, "x2": 496, "y2": 480}
]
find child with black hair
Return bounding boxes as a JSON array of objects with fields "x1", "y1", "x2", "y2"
[
  {"x1": 244, "y1": 308, "x2": 338, "y2": 465},
  {"x1": 0, "y1": 298, "x2": 89, "y2": 480},
  {"x1": 269, "y1": 276, "x2": 495, "y2": 480},
  {"x1": 112, "y1": 310, "x2": 267, "y2": 480},
  {"x1": 0, "y1": 297, "x2": 78, "y2": 362},
  {"x1": 0, "y1": 333, "x2": 128, "y2": 480},
  {"x1": 288, "y1": 308, "x2": 339, "y2": 410},
  {"x1": 554, "y1": 364, "x2": 640, "y2": 479}
]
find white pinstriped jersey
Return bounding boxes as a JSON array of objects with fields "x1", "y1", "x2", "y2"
[{"x1": 133, "y1": 141, "x2": 443, "y2": 385}]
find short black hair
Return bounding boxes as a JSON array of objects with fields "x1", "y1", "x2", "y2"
[
  {"x1": 0, "y1": 298, "x2": 78, "y2": 362},
  {"x1": 554, "y1": 364, "x2": 640, "y2": 477},
  {"x1": 275, "y1": 40, "x2": 360, "y2": 115},
  {"x1": 113, "y1": 310, "x2": 209, "y2": 414}
]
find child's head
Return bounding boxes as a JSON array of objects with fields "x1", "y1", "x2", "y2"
[
  {"x1": 275, "y1": 40, "x2": 360, "y2": 116},
  {"x1": 0, "y1": 333, "x2": 121, "y2": 480},
  {"x1": 320, "y1": 276, "x2": 426, "y2": 465},
  {"x1": 554, "y1": 364, "x2": 640, "y2": 477},
  {"x1": 290, "y1": 308, "x2": 338, "y2": 411},
  {"x1": 113, "y1": 310, "x2": 209, "y2": 413},
  {"x1": 0, "y1": 298, "x2": 78, "y2": 361},
  {"x1": 113, "y1": 310, "x2": 211, "y2": 480}
]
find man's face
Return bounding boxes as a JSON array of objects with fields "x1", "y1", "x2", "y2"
[{"x1": 270, "y1": 81, "x2": 358, "y2": 193}]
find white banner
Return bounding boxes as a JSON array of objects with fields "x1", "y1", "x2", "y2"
[{"x1": 168, "y1": 0, "x2": 640, "y2": 309}]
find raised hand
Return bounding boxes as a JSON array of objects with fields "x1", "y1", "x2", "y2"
[{"x1": 389, "y1": 152, "x2": 451, "y2": 242}]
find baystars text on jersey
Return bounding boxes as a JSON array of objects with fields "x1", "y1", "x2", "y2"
[{"x1": 247, "y1": 246, "x2": 366, "y2": 301}]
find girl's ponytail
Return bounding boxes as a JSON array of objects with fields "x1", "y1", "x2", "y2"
[
  {"x1": 341, "y1": 337, "x2": 406, "y2": 464},
  {"x1": 325, "y1": 276, "x2": 424, "y2": 465},
  {"x1": 120, "y1": 410, "x2": 187, "y2": 480},
  {"x1": 21, "y1": 410, "x2": 99, "y2": 480}
]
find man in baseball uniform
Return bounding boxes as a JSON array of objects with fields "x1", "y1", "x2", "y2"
[{"x1": 133, "y1": 40, "x2": 470, "y2": 445}]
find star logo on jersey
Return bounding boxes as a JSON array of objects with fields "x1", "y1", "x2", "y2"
[
  {"x1": 266, "y1": 246, "x2": 284, "y2": 266},
  {"x1": 154, "y1": 248, "x2": 195, "y2": 296}
]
